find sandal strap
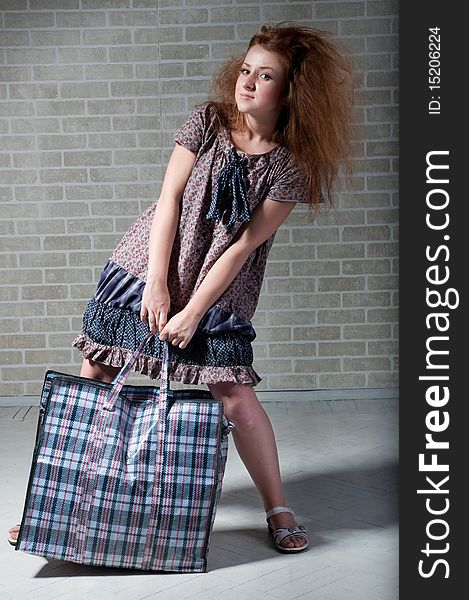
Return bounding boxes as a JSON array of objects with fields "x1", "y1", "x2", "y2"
[
  {"x1": 272, "y1": 525, "x2": 308, "y2": 546},
  {"x1": 265, "y1": 505, "x2": 295, "y2": 520}
]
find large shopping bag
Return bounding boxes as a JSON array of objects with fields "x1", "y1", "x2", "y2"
[{"x1": 16, "y1": 334, "x2": 233, "y2": 572}]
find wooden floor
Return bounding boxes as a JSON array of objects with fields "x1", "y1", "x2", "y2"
[{"x1": 0, "y1": 397, "x2": 398, "y2": 600}]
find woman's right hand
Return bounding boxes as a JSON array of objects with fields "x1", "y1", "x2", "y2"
[{"x1": 140, "y1": 279, "x2": 171, "y2": 335}]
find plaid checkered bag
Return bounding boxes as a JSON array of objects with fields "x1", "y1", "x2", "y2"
[{"x1": 16, "y1": 334, "x2": 233, "y2": 572}]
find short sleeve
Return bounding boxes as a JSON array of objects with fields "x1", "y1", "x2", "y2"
[
  {"x1": 266, "y1": 154, "x2": 310, "y2": 204},
  {"x1": 173, "y1": 103, "x2": 210, "y2": 155}
]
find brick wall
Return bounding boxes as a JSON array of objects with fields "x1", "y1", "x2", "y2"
[{"x1": 0, "y1": 0, "x2": 398, "y2": 396}]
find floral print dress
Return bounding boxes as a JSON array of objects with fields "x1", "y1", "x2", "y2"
[{"x1": 73, "y1": 102, "x2": 310, "y2": 387}]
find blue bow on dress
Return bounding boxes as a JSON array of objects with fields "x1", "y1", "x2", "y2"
[{"x1": 206, "y1": 148, "x2": 251, "y2": 230}]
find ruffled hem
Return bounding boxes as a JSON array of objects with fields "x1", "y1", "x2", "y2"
[{"x1": 72, "y1": 333, "x2": 262, "y2": 387}]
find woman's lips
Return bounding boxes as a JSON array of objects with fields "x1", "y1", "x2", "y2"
[{"x1": 239, "y1": 93, "x2": 254, "y2": 99}]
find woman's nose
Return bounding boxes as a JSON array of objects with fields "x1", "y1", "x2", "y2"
[{"x1": 243, "y1": 74, "x2": 255, "y2": 89}]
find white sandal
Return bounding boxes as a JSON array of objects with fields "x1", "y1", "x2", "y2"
[
  {"x1": 266, "y1": 506, "x2": 309, "y2": 554},
  {"x1": 7, "y1": 524, "x2": 21, "y2": 547}
]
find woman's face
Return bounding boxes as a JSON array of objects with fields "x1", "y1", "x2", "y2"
[{"x1": 235, "y1": 45, "x2": 287, "y2": 122}]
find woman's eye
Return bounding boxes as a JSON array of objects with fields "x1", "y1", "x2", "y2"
[{"x1": 240, "y1": 68, "x2": 271, "y2": 80}]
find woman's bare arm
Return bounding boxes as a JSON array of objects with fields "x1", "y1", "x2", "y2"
[
  {"x1": 146, "y1": 143, "x2": 197, "y2": 285},
  {"x1": 141, "y1": 143, "x2": 197, "y2": 333},
  {"x1": 185, "y1": 198, "x2": 296, "y2": 319},
  {"x1": 158, "y1": 198, "x2": 297, "y2": 348}
]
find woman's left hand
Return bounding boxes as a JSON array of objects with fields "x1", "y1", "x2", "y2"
[{"x1": 158, "y1": 308, "x2": 201, "y2": 349}]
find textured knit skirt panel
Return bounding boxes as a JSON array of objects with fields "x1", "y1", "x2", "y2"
[{"x1": 73, "y1": 277, "x2": 262, "y2": 387}]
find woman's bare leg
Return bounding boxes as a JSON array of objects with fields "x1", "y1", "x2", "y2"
[
  {"x1": 208, "y1": 381, "x2": 306, "y2": 549},
  {"x1": 80, "y1": 358, "x2": 120, "y2": 382}
]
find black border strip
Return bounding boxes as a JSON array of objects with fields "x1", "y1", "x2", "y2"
[{"x1": 400, "y1": 1, "x2": 465, "y2": 596}]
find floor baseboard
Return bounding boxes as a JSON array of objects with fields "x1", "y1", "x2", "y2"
[{"x1": 0, "y1": 387, "x2": 398, "y2": 407}]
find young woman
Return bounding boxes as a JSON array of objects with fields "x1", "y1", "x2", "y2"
[{"x1": 9, "y1": 23, "x2": 354, "y2": 553}]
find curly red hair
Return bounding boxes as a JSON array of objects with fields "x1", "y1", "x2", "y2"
[{"x1": 208, "y1": 22, "x2": 355, "y2": 219}]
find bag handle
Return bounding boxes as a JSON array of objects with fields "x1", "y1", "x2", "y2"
[{"x1": 103, "y1": 332, "x2": 170, "y2": 411}]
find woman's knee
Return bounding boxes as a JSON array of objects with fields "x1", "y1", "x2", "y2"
[
  {"x1": 207, "y1": 381, "x2": 261, "y2": 426},
  {"x1": 80, "y1": 358, "x2": 119, "y2": 383}
]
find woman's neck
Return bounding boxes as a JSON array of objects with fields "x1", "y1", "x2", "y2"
[
  {"x1": 238, "y1": 114, "x2": 277, "y2": 144},
  {"x1": 230, "y1": 128, "x2": 279, "y2": 154},
  {"x1": 231, "y1": 115, "x2": 277, "y2": 154}
]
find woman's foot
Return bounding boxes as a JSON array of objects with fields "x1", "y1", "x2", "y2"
[
  {"x1": 7, "y1": 525, "x2": 20, "y2": 546},
  {"x1": 266, "y1": 506, "x2": 309, "y2": 552}
]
